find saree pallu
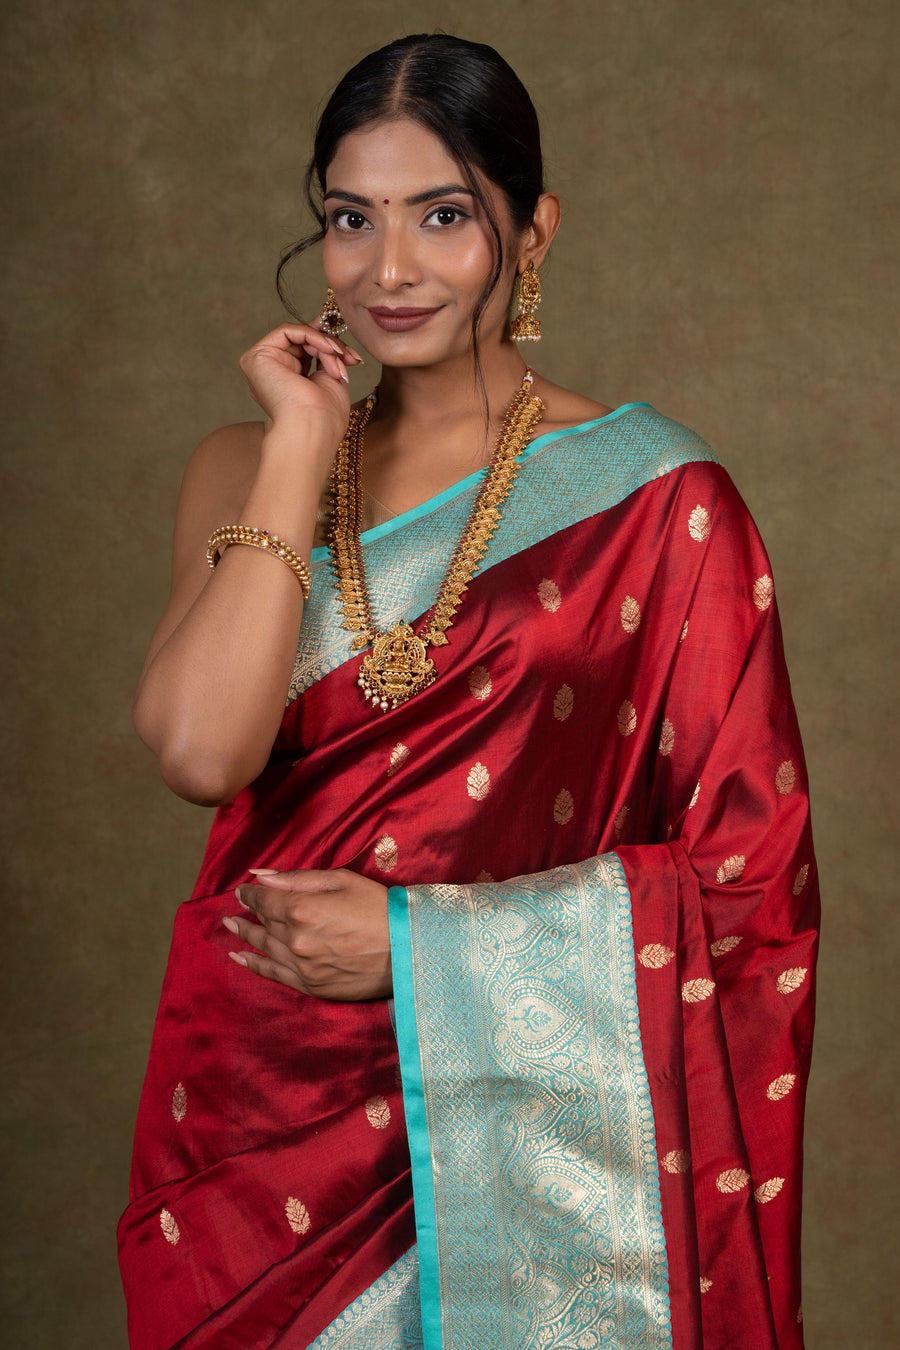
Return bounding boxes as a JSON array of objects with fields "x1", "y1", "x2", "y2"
[{"x1": 119, "y1": 405, "x2": 817, "y2": 1348}]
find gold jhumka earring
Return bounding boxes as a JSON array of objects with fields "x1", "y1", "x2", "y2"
[
  {"x1": 318, "y1": 287, "x2": 347, "y2": 336},
  {"x1": 511, "y1": 261, "x2": 542, "y2": 341}
]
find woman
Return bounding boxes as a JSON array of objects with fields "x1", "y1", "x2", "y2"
[{"x1": 119, "y1": 33, "x2": 818, "y2": 1350}]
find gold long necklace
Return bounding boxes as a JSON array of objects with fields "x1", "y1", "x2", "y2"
[{"x1": 328, "y1": 369, "x2": 545, "y2": 712}]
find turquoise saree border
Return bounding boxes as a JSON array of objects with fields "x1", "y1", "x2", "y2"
[
  {"x1": 288, "y1": 405, "x2": 719, "y2": 700},
  {"x1": 309, "y1": 1246, "x2": 423, "y2": 1347},
  {"x1": 388, "y1": 885, "x2": 443, "y2": 1350},
  {"x1": 389, "y1": 856, "x2": 673, "y2": 1350},
  {"x1": 309, "y1": 403, "x2": 653, "y2": 562}
]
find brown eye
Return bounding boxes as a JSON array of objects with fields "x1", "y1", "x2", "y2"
[
  {"x1": 426, "y1": 206, "x2": 468, "y2": 228},
  {"x1": 333, "y1": 209, "x2": 370, "y2": 231}
]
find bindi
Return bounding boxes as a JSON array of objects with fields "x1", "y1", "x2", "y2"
[{"x1": 383, "y1": 198, "x2": 390, "y2": 204}]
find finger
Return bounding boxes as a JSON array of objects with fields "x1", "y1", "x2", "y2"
[
  {"x1": 224, "y1": 913, "x2": 300, "y2": 964},
  {"x1": 277, "y1": 323, "x2": 347, "y2": 356},
  {"x1": 234, "y1": 883, "x2": 307, "y2": 929},
  {"x1": 308, "y1": 317, "x2": 364, "y2": 364},
  {"x1": 229, "y1": 948, "x2": 307, "y2": 992},
  {"x1": 313, "y1": 350, "x2": 351, "y2": 384},
  {"x1": 244, "y1": 869, "x2": 347, "y2": 894},
  {"x1": 223, "y1": 913, "x2": 268, "y2": 952}
]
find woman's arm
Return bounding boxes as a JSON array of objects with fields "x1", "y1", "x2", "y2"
[{"x1": 133, "y1": 324, "x2": 361, "y2": 805}]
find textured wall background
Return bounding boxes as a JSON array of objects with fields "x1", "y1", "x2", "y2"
[{"x1": 2, "y1": 1, "x2": 896, "y2": 1346}]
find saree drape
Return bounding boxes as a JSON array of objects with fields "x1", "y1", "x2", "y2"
[{"x1": 119, "y1": 404, "x2": 817, "y2": 1349}]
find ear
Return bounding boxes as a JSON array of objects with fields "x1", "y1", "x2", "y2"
[{"x1": 516, "y1": 193, "x2": 562, "y2": 273}]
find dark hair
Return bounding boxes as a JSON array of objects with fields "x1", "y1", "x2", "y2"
[{"x1": 277, "y1": 34, "x2": 544, "y2": 375}]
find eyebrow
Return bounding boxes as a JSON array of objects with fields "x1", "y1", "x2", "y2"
[{"x1": 323, "y1": 184, "x2": 475, "y2": 207}]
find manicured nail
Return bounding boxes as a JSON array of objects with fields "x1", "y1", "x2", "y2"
[
  {"x1": 222, "y1": 917, "x2": 239, "y2": 935},
  {"x1": 249, "y1": 868, "x2": 278, "y2": 876},
  {"x1": 339, "y1": 365, "x2": 350, "y2": 383},
  {"x1": 228, "y1": 951, "x2": 248, "y2": 967},
  {"x1": 234, "y1": 888, "x2": 250, "y2": 909}
]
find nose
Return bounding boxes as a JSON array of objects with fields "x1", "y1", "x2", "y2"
[{"x1": 373, "y1": 224, "x2": 423, "y2": 291}]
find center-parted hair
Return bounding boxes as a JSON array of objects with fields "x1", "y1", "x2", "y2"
[{"x1": 278, "y1": 34, "x2": 545, "y2": 366}]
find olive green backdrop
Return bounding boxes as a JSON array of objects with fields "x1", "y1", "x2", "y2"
[{"x1": 2, "y1": 0, "x2": 896, "y2": 1346}]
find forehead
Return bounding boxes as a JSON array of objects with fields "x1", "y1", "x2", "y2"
[{"x1": 324, "y1": 118, "x2": 467, "y2": 195}]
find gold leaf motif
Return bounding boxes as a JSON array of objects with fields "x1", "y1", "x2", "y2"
[
  {"x1": 467, "y1": 761, "x2": 491, "y2": 802},
  {"x1": 475, "y1": 869, "x2": 494, "y2": 883},
  {"x1": 160, "y1": 1208, "x2": 180, "y2": 1245},
  {"x1": 638, "y1": 944, "x2": 674, "y2": 969},
  {"x1": 661, "y1": 1149, "x2": 691, "y2": 1174},
  {"x1": 715, "y1": 854, "x2": 745, "y2": 884},
  {"x1": 613, "y1": 805, "x2": 629, "y2": 842},
  {"x1": 374, "y1": 834, "x2": 398, "y2": 873},
  {"x1": 468, "y1": 665, "x2": 493, "y2": 701},
  {"x1": 617, "y1": 699, "x2": 637, "y2": 737},
  {"x1": 710, "y1": 935, "x2": 742, "y2": 957},
  {"x1": 680, "y1": 619, "x2": 689, "y2": 643},
  {"x1": 387, "y1": 743, "x2": 409, "y2": 777},
  {"x1": 754, "y1": 1176, "x2": 785, "y2": 1204},
  {"x1": 682, "y1": 977, "x2": 716, "y2": 1003},
  {"x1": 689, "y1": 781, "x2": 700, "y2": 809},
  {"x1": 620, "y1": 595, "x2": 641, "y2": 634},
  {"x1": 688, "y1": 504, "x2": 711, "y2": 542},
  {"x1": 172, "y1": 1082, "x2": 187, "y2": 1123},
  {"x1": 776, "y1": 966, "x2": 808, "y2": 995},
  {"x1": 553, "y1": 788, "x2": 574, "y2": 824},
  {"x1": 775, "y1": 759, "x2": 796, "y2": 794},
  {"x1": 766, "y1": 1073, "x2": 797, "y2": 1101},
  {"x1": 285, "y1": 1196, "x2": 311, "y2": 1235},
  {"x1": 699, "y1": 1277, "x2": 713, "y2": 1294},
  {"x1": 365, "y1": 1095, "x2": 391, "y2": 1130},
  {"x1": 716, "y1": 1167, "x2": 749, "y2": 1194},
  {"x1": 753, "y1": 574, "x2": 774, "y2": 611},
  {"x1": 792, "y1": 864, "x2": 810, "y2": 895},
  {"x1": 553, "y1": 684, "x2": 574, "y2": 721},
  {"x1": 538, "y1": 578, "x2": 562, "y2": 612},
  {"x1": 659, "y1": 717, "x2": 675, "y2": 756}
]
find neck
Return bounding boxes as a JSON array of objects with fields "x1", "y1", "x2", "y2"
[{"x1": 373, "y1": 341, "x2": 530, "y2": 428}]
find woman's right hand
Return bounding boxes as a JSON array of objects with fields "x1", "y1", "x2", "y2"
[
  {"x1": 133, "y1": 322, "x2": 366, "y2": 805},
  {"x1": 238, "y1": 321, "x2": 364, "y2": 439}
]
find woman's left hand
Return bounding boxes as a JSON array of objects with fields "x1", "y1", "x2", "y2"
[{"x1": 223, "y1": 868, "x2": 392, "y2": 1001}]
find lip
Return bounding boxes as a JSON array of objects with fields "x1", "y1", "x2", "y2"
[{"x1": 367, "y1": 306, "x2": 442, "y2": 332}]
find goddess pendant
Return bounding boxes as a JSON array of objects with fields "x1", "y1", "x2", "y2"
[{"x1": 357, "y1": 621, "x2": 437, "y2": 711}]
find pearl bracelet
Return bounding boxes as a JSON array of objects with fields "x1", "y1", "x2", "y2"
[{"x1": 207, "y1": 525, "x2": 312, "y2": 600}]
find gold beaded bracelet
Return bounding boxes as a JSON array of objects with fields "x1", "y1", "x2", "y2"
[{"x1": 206, "y1": 525, "x2": 312, "y2": 600}]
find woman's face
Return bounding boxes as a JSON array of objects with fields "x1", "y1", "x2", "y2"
[{"x1": 321, "y1": 118, "x2": 522, "y2": 365}]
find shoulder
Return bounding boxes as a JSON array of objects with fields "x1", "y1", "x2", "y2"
[
  {"x1": 179, "y1": 420, "x2": 266, "y2": 511},
  {"x1": 543, "y1": 402, "x2": 721, "y2": 483},
  {"x1": 530, "y1": 374, "x2": 612, "y2": 432},
  {"x1": 171, "y1": 421, "x2": 268, "y2": 564},
  {"x1": 184, "y1": 420, "x2": 266, "y2": 479}
]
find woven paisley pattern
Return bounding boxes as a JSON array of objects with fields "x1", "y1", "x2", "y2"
[
  {"x1": 311, "y1": 1247, "x2": 423, "y2": 1348},
  {"x1": 402, "y1": 856, "x2": 672, "y2": 1350}
]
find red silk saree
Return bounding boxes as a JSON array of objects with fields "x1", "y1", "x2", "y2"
[{"x1": 119, "y1": 404, "x2": 817, "y2": 1348}]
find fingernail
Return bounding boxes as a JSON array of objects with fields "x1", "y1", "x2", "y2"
[
  {"x1": 222, "y1": 917, "x2": 239, "y2": 934},
  {"x1": 249, "y1": 868, "x2": 278, "y2": 876},
  {"x1": 228, "y1": 951, "x2": 248, "y2": 967},
  {"x1": 339, "y1": 365, "x2": 350, "y2": 383},
  {"x1": 234, "y1": 888, "x2": 251, "y2": 909}
]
